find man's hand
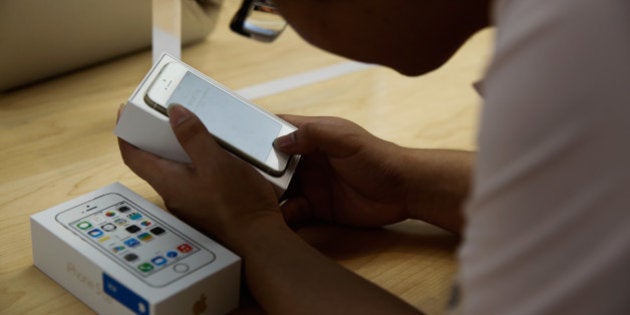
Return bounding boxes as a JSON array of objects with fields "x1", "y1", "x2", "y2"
[
  {"x1": 277, "y1": 115, "x2": 472, "y2": 234},
  {"x1": 276, "y1": 115, "x2": 412, "y2": 227},
  {"x1": 118, "y1": 105, "x2": 284, "y2": 250}
]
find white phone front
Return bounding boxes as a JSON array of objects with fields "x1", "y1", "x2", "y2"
[
  {"x1": 55, "y1": 193, "x2": 216, "y2": 288},
  {"x1": 144, "y1": 62, "x2": 295, "y2": 177}
]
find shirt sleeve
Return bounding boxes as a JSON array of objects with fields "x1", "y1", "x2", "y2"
[{"x1": 456, "y1": 0, "x2": 630, "y2": 314}]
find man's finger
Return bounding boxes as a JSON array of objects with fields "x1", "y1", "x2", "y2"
[
  {"x1": 118, "y1": 137, "x2": 189, "y2": 186},
  {"x1": 274, "y1": 115, "x2": 366, "y2": 158},
  {"x1": 278, "y1": 114, "x2": 323, "y2": 128},
  {"x1": 168, "y1": 104, "x2": 229, "y2": 169},
  {"x1": 280, "y1": 196, "x2": 314, "y2": 227}
]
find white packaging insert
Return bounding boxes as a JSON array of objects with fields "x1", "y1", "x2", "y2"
[
  {"x1": 115, "y1": 54, "x2": 300, "y2": 191},
  {"x1": 31, "y1": 182, "x2": 240, "y2": 315}
]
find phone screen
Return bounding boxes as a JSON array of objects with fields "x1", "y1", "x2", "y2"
[
  {"x1": 58, "y1": 194, "x2": 215, "y2": 287},
  {"x1": 168, "y1": 72, "x2": 282, "y2": 163}
]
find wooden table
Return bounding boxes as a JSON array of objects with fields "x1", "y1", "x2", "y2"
[{"x1": 0, "y1": 3, "x2": 492, "y2": 314}]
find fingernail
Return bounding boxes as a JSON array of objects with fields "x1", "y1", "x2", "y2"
[
  {"x1": 274, "y1": 132, "x2": 296, "y2": 149},
  {"x1": 167, "y1": 104, "x2": 192, "y2": 127}
]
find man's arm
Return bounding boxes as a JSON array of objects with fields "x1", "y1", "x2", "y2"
[
  {"x1": 230, "y1": 215, "x2": 423, "y2": 315},
  {"x1": 274, "y1": 0, "x2": 492, "y2": 75},
  {"x1": 402, "y1": 149, "x2": 473, "y2": 234}
]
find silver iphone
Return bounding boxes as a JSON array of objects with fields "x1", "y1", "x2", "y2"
[
  {"x1": 144, "y1": 62, "x2": 295, "y2": 176},
  {"x1": 55, "y1": 193, "x2": 216, "y2": 287}
]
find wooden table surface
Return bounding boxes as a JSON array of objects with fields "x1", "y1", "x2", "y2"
[{"x1": 0, "y1": 3, "x2": 492, "y2": 314}]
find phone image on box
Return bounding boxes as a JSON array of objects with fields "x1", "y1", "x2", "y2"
[
  {"x1": 144, "y1": 62, "x2": 295, "y2": 177},
  {"x1": 55, "y1": 193, "x2": 216, "y2": 288}
]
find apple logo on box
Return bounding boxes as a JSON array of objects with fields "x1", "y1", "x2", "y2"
[{"x1": 193, "y1": 293, "x2": 207, "y2": 315}]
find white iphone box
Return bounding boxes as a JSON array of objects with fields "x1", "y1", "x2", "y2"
[
  {"x1": 31, "y1": 182, "x2": 241, "y2": 315},
  {"x1": 115, "y1": 54, "x2": 300, "y2": 190}
]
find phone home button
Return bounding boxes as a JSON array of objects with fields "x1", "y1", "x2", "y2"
[{"x1": 173, "y1": 263, "x2": 189, "y2": 273}]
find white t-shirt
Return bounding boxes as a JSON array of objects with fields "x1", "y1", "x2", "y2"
[{"x1": 455, "y1": 0, "x2": 630, "y2": 314}]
